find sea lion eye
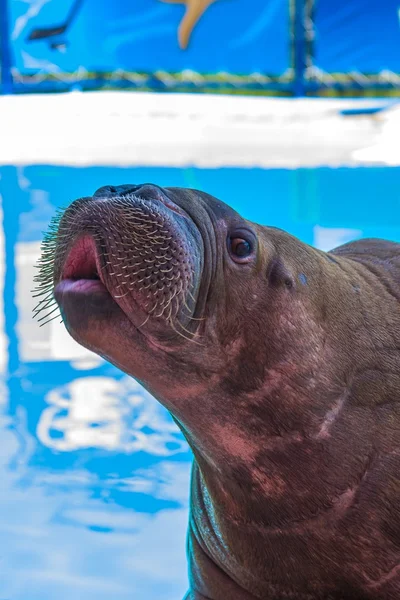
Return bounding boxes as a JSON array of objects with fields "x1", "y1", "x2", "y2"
[
  {"x1": 231, "y1": 238, "x2": 251, "y2": 257},
  {"x1": 228, "y1": 233, "x2": 254, "y2": 263}
]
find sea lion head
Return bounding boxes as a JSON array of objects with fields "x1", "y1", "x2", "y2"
[{"x1": 36, "y1": 183, "x2": 327, "y2": 409}]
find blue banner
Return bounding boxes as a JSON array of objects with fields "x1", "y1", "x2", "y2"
[
  {"x1": 311, "y1": 0, "x2": 400, "y2": 79},
  {"x1": 3, "y1": 0, "x2": 400, "y2": 94},
  {"x1": 6, "y1": 0, "x2": 291, "y2": 89}
]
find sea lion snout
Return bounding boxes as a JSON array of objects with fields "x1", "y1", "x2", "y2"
[{"x1": 48, "y1": 185, "x2": 206, "y2": 347}]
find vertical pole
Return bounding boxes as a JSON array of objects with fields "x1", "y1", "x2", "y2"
[
  {"x1": 1, "y1": 169, "x2": 20, "y2": 383},
  {"x1": 0, "y1": 0, "x2": 13, "y2": 94},
  {"x1": 292, "y1": 0, "x2": 306, "y2": 96}
]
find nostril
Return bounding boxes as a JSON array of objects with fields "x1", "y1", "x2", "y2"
[
  {"x1": 93, "y1": 184, "x2": 144, "y2": 198},
  {"x1": 119, "y1": 184, "x2": 143, "y2": 195},
  {"x1": 93, "y1": 185, "x2": 116, "y2": 198}
]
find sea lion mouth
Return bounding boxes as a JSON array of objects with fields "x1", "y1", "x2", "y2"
[
  {"x1": 33, "y1": 185, "x2": 204, "y2": 342},
  {"x1": 59, "y1": 235, "x2": 105, "y2": 288}
]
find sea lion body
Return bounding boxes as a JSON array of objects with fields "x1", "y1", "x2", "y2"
[{"x1": 35, "y1": 184, "x2": 400, "y2": 600}]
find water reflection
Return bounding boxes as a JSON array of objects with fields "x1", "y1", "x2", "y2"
[
  {"x1": 0, "y1": 164, "x2": 399, "y2": 600},
  {"x1": 0, "y1": 409, "x2": 190, "y2": 600},
  {"x1": 37, "y1": 376, "x2": 188, "y2": 455}
]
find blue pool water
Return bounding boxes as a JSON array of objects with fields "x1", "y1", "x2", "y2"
[{"x1": 0, "y1": 165, "x2": 399, "y2": 600}]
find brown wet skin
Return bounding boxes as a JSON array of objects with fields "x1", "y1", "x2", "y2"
[{"x1": 37, "y1": 183, "x2": 400, "y2": 599}]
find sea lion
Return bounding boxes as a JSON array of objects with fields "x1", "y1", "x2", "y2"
[{"x1": 34, "y1": 184, "x2": 400, "y2": 600}]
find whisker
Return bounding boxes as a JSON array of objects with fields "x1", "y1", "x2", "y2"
[
  {"x1": 33, "y1": 195, "x2": 202, "y2": 335},
  {"x1": 39, "y1": 313, "x2": 63, "y2": 328},
  {"x1": 168, "y1": 316, "x2": 203, "y2": 345},
  {"x1": 37, "y1": 305, "x2": 60, "y2": 323}
]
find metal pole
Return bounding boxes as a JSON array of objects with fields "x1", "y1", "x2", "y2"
[
  {"x1": 0, "y1": 0, "x2": 13, "y2": 94},
  {"x1": 292, "y1": 0, "x2": 306, "y2": 97}
]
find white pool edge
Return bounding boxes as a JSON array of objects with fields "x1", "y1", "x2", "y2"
[{"x1": 1, "y1": 91, "x2": 398, "y2": 168}]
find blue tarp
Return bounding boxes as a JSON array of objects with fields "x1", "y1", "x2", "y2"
[
  {"x1": 2, "y1": 0, "x2": 291, "y2": 93},
  {"x1": 313, "y1": 0, "x2": 400, "y2": 74},
  {"x1": 1, "y1": 0, "x2": 400, "y2": 94},
  {"x1": 9, "y1": 0, "x2": 289, "y2": 76}
]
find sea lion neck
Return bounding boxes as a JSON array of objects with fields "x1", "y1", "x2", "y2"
[{"x1": 168, "y1": 237, "x2": 400, "y2": 531}]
